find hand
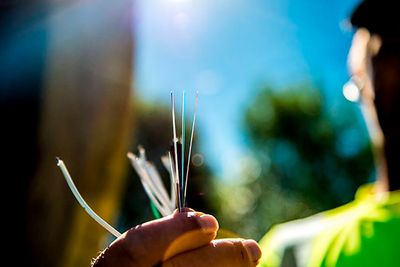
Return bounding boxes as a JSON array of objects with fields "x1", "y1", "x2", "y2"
[{"x1": 92, "y1": 210, "x2": 261, "y2": 267}]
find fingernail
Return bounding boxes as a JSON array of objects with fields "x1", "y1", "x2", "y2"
[
  {"x1": 243, "y1": 240, "x2": 262, "y2": 262},
  {"x1": 198, "y1": 214, "x2": 219, "y2": 233}
]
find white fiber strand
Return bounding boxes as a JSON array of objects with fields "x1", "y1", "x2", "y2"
[{"x1": 56, "y1": 158, "x2": 121, "y2": 238}]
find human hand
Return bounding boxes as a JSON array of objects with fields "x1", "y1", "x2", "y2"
[{"x1": 92, "y1": 210, "x2": 261, "y2": 267}]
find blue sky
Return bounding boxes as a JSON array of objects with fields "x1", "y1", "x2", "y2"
[{"x1": 134, "y1": 0, "x2": 361, "y2": 179}]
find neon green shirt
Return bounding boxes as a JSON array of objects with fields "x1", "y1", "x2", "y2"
[{"x1": 259, "y1": 184, "x2": 400, "y2": 267}]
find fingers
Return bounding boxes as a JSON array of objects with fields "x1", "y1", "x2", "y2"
[
  {"x1": 163, "y1": 238, "x2": 262, "y2": 267},
  {"x1": 92, "y1": 211, "x2": 219, "y2": 267}
]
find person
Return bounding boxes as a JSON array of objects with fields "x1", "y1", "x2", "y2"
[
  {"x1": 258, "y1": 0, "x2": 400, "y2": 266},
  {"x1": 91, "y1": 209, "x2": 262, "y2": 266},
  {"x1": 94, "y1": 0, "x2": 400, "y2": 266}
]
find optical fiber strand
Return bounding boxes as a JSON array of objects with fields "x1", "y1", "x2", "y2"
[
  {"x1": 184, "y1": 92, "x2": 198, "y2": 203},
  {"x1": 56, "y1": 158, "x2": 121, "y2": 238},
  {"x1": 171, "y1": 92, "x2": 182, "y2": 211},
  {"x1": 181, "y1": 91, "x2": 186, "y2": 207}
]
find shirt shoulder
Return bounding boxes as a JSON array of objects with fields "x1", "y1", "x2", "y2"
[{"x1": 259, "y1": 185, "x2": 400, "y2": 267}]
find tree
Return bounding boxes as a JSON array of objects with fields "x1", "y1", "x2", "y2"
[
  {"x1": 215, "y1": 85, "x2": 374, "y2": 240},
  {"x1": 0, "y1": 1, "x2": 135, "y2": 266}
]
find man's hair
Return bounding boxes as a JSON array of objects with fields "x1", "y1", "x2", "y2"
[{"x1": 351, "y1": 0, "x2": 400, "y2": 38}]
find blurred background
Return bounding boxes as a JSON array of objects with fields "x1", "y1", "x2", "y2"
[{"x1": 0, "y1": 0, "x2": 374, "y2": 266}]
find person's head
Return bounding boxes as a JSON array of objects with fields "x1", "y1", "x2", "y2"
[{"x1": 347, "y1": 0, "x2": 400, "y2": 189}]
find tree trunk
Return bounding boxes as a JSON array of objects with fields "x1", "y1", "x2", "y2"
[{"x1": 27, "y1": 1, "x2": 134, "y2": 266}]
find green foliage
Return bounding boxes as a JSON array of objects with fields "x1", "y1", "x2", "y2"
[{"x1": 216, "y1": 85, "x2": 375, "y2": 240}]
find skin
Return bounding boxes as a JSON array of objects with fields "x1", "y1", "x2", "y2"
[
  {"x1": 92, "y1": 210, "x2": 261, "y2": 267},
  {"x1": 348, "y1": 28, "x2": 400, "y2": 193}
]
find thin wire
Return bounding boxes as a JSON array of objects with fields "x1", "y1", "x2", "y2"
[
  {"x1": 136, "y1": 150, "x2": 168, "y2": 219},
  {"x1": 184, "y1": 92, "x2": 198, "y2": 204},
  {"x1": 127, "y1": 153, "x2": 171, "y2": 216},
  {"x1": 181, "y1": 91, "x2": 186, "y2": 207},
  {"x1": 161, "y1": 154, "x2": 176, "y2": 208},
  {"x1": 131, "y1": 160, "x2": 170, "y2": 216},
  {"x1": 171, "y1": 92, "x2": 182, "y2": 211},
  {"x1": 135, "y1": 149, "x2": 170, "y2": 206},
  {"x1": 56, "y1": 158, "x2": 121, "y2": 238},
  {"x1": 168, "y1": 152, "x2": 179, "y2": 209},
  {"x1": 144, "y1": 161, "x2": 171, "y2": 207}
]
